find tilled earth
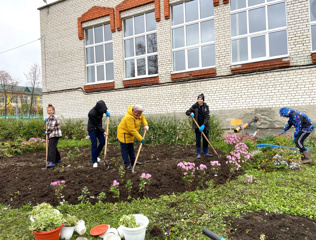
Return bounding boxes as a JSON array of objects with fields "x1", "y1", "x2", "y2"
[{"x1": 0, "y1": 144, "x2": 315, "y2": 239}]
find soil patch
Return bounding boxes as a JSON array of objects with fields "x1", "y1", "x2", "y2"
[{"x1": 225, "y1": 212, "x2": 316, "y2": 240}]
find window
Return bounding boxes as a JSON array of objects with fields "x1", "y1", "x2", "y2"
[
  {"x1": 23, "y1": 96, "x2": 28, "y2": 103},
  {"x1": 230, "y1": 0, "x2": 288, "y2": 64},
  {"x1": 172, "y1": 0, "x2": 215, "y2": 72},
  {"x1": 11, "y1": 95, "x2": 18, "y2": 104},
  {"x1": 310, "y1": 0, "x2": 316, "y2": 52},
  {"x1": 85, "y1": 23, "x2": 114, "y2": 83},
  {"x1": 124, "y1": 12, "x2": 158, "y2": 79}
]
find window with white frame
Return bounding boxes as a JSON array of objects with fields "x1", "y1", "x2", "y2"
[
  {"x1": 230, "y1": 0, "x2": 288, "y2": 64},
  {"x1": 85, "y1": 23, "x2": 114, "y2": 83},
  {"x1": 310, "y1": 0, "x2": 316, "y2": 52},
  {"x1": 124, "y1": 12, "x2": 158, "y2": 79},
  {"x1": 172, "y1": 0, "x2": 215, "y2": 72}
]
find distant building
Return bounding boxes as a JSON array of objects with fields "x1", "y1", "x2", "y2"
[
  {"x1": 0, "y1": 86, "x2": 43, "y2": 115},
  {"x1": 38, "y1": 0, "x2": 316, "y2": 132}
]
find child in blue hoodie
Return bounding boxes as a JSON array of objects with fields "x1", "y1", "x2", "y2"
[{"x1": 279, "y1": 107, "x2": 314, "y2": 164}]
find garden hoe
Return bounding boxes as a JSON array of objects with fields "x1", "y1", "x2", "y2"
[
  {"x1": 43, "y1": 122, "x2": 48, "y2": 170},
  {"x1": 202, "y1": 228, "x2": 226, "y2": 240},
  {"x1": 132, "y1": 129, "x2": 147, "y2": 174},
  {"x1": 104, "y1": 116, "x2": 110, "y2": 170},
  {"x1": 192, "y1": 118, "x2": 219, "y2": 157}
]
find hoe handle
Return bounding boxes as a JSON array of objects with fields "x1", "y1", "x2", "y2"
[
  {"x1": 45, "y1": 122, "x2": 48, "y2": 168},
  {"x1": 104, "y1": 116, "x2": 110, "y2": 160},
  {"x1": 132, "y1": 130, "x2": 147, "y2": 173},
  {"x1": 202, "y1": 228, "x2": 226, "y2": 240},
  {"x1": 192, "y1": 118, "x2": 219, "y2": 157}
]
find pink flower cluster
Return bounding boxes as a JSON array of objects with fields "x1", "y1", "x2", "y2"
[
  {"x1": 140, "y1": 173, "x2": 152, "y2": 179},
  {"x1": 210, "y1": 161, "x2": 220, "y2": 167},
  {"x1": 198, "y1": 164, "x2": 207, "y2": 170},
  {"x1": 112, "y1": 180, "x2": 119, "y2": 186},
  {"x1": 246, "y1": 174, "x2": 253, "y2": 183},
  {"x1": 224, "y1": 133, "x2": 241, "y2": 145},
  {"x1": 177, "y1": 161, "x2": 195, "y2": 175},
  {"x1": 50, "y1": 180, "x2": 66, "y2": 186},
  {"x1": 85, "y1": 135, "x2": 90, "y2": 139},
  {"x1": 21, "y1": 137, "x2": 46, "y2": 147}
]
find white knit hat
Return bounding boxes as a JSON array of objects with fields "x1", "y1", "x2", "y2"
[{"x1": 133, "y1": 105, "x2": 144, "y2": 112}]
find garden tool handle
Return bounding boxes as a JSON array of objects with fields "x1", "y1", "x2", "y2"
[
  {"x1": 132, "y1": 129, "x2": 147, "y2": 173},
  {"x1": 192, "y1": 118, "x2": 219, "y2": 157},
  {"x1": 104, "y1": 116, "x2": 110, "y2": 160},
  {"x1": 45, "y1": 122, "x2": 48, "y2": 168},
  {"x1": 202, "y1": 228, "x2": 226, "y2": 240}
]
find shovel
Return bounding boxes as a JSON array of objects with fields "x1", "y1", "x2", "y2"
[
  {"x1": 43, "y1": 122, "x2": 48, "y2": 170},
  {"x1": 192, "y1": 118, "x2": 219, "y2": 157},
  {"x1": 132, "y1": 129, "x2": 147, "y2": 173},
  {"x1": 104, "y1": 116, "x2": 110, "y2": 170}
]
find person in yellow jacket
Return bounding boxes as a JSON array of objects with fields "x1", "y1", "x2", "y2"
[{"x1": 117, "y1": 105, "x2": 149, "y2": 171}]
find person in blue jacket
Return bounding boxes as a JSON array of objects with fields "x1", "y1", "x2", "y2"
[
  {"x1": 186, "y1": 94, "x2": 213, "y2": 158},
  {"x1": 279, "y1": 107, "x2": 314, "y2": 164}
]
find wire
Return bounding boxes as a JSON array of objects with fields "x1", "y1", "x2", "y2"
[{"x1": 0, "y1": 38, "x2": 41, "y2": 55}]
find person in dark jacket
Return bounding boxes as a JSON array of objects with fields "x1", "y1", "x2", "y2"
[
  {"x1": 88, "y1": 100, "x2": 110, "y2": 168},
  {"x1": 279, "y1": 107, "x2": 314, "y2": 164},
  {"x1": 186, "y1": 94, "x2": 213, "y2": 158}
]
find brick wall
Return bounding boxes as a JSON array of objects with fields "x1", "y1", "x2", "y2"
[{"x1": 40, "y1": 0, "x2": 316, "y2": 127}]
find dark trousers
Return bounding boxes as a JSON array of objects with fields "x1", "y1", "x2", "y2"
[
  {"x1": 195, "y1": 128, "x2": 209, "y2": 149},
  {"x1": 120, "y1": 142, "x2": 135, "y2": 166},
  {"x1": 294, "y1": 131, "x2": 311, "y2": 152},
  {"x1": 48, "y1": 137, "x2": 61, "y2": 163},
  {"x1": 89, "y1": 131, "x2": 105, "y2": 164}
]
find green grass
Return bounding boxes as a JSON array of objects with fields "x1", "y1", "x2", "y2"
[
  {"x1": 57, "y1": 138, "x2": 91, "y2": 148},
  {"x1": 1, "y1": 155, "x2": 315, "y2": 239}
]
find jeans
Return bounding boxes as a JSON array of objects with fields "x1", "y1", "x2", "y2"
[
  {"x1": 89, "y1": 131, "x2": 105, "y2": 164},
  {"x1": 120, "y1": 142, "x2": 135, "y2": 166},
  {"x1": 195, "y1": 128, "x2": 209, "y2": 149},
  {"x1": 48, "y1": 137, "x2": 61, "y2": 163}
]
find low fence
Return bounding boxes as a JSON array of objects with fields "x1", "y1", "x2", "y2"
[{"x1": 0, "y1": 115, "x2": 43, "y2": 119}]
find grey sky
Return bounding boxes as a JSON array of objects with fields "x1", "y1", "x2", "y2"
[{"x1": 0, "y1": 0, "x2": 54, "y2": 86}]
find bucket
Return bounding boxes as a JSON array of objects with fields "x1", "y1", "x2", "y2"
[{"x1": 118, "y1": 214, "x2": 149, "y2": 240}]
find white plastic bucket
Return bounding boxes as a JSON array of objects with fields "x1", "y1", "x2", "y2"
[
  {"x1": 119, "y1": 214, "x2": 149, "y2": 240},
  {"x1": 60, "y1": 226, "x2": 75, "y2": 240}
]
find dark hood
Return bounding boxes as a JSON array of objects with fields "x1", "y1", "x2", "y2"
[{"x1": 95, "y1": 100, "x2": 107, "y2": 114}]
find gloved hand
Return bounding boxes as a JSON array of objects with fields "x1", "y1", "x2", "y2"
[
  {"x1": 190, "y1": 113, "x2": 194, "y2": 118},
  {"x1": 199, "y1": 125, "x2": 205, "y2": 132},
  {"x1": 44, "y1": 131, "x2": 47, "y2": 135},
  {"x1": 280, "y1": 130, "x2": 286, "y2": 135},
  {"x1": 106, "y1": 111, "x2": 110, "y2": 117},
  {"x1": 292, "y1": 137, "x2": 295, "y2": 142},
  {"x1": 141, "y1": 139, "x2": 145, "y2": 144},
  {"x1": 144, "y1": 125, "x2": 149, "y2": 131},
  {"x1": 44, "y1": 118, "x2": 48, "y2": 122}
]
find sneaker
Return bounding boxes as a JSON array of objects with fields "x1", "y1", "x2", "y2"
[
  {"x1": 197, "y1": 154, "x2": 201, "y2": 159},
  {"x1": 97, "y1": 157, "x2": 101, "y2": 163},
  {"x1": 93, "y1": 163, "x2": 98, "y2": 168},
  {"x1": 132, "y1": 161, "x2": 143, "y2": 166},
  {"x1": 126, "y1": 165, "x2": 132, "y2": 171},
  {"x1": 47, "y1": 162, "x2": 55, "y2": 168},
  {"x1": 204, "y1": 153, "x2": 213, "y2": 157}
]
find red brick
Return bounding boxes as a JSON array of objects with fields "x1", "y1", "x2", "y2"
[
  {"x1": 213, "y1": 0, "x2": 219, "y2": 6},
  {"x1": 164, "y1": 0, "x2": 170, "y2": 20},
  {"x1": 123, "y1": 76, "x2": 159, "y2": 87},
  {"x1": 312, "y1": 53, "x2": 316, "y2": 64},
  {"x1": 116, "y1": 0, "x2": 161, "y2": 31},
  {"x1": 231, "y1": 59, "x2": 290, "y2": 74},
  {"x1": 171, "y1": 68, "x2": 216, "y2": 81},
  {"x1": 78, "y1": 6, "x2": 115, "y2": 40},
  {"x1": 84, "y1": 82, "x2": 115, "y2": 92},
  {"x1": 223, "y1": 0, "x2": 229, "y2": 4}
]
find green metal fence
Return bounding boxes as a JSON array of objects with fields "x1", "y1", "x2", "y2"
[{"x1": 0, "y1": 115, "x2": 43, "y2": 119}]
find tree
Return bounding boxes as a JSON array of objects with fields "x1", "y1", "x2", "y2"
[
  {"x1": 24, "y1": 64, "x2": 41, "y2": 115},
  {"x1": 0, "y1": 70, "x2": 18, "y2": 116}
]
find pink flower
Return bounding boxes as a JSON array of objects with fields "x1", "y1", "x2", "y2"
[
  {"x1": 85, "y1": 135, "x2": 90, "y2": 139},
  {"x1": 113, "y1": 180, "x2": 119, "y2": 186}
]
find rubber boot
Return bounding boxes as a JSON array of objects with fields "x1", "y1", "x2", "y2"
[
  {"x1": 196, "y1": 148, "x2": 201, "y2": 159},
  {"x1": 302, "y1": 151, "x2": 312, "y2": 164},
  {"x1": 203, "y1": 148, "x2": 213, "y2": 157}
]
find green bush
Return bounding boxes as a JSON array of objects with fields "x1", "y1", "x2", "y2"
[{"x1": 60, "y1": 118, "x2": 87, "y2": 140}]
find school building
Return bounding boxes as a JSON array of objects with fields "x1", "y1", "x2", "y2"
[{"x1": 38, "y1": 0, "x2": 316, "y2": 134}]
